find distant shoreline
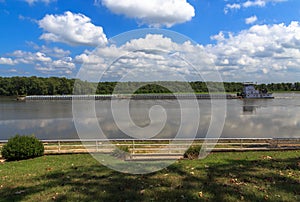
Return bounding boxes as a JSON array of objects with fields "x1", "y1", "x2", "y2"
[{"x1": 1, "y1": 77, "x2": 300, "y2": 97}]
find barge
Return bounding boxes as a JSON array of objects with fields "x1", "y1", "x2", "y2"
[{"x1": 24, "y1": 93, "x2": 238, "y2": 101}]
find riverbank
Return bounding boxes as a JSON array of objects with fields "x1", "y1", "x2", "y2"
[
  {"x1": 0, "y1": 150, "x2": 299, "y2": 201},
  {"x1": 1, "y1": 138, "x2": 300, "y2": 160}
]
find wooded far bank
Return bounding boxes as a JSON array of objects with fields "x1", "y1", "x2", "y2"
[{"x1": 0, "y1": 76, "x2": 299, "y2": 96}]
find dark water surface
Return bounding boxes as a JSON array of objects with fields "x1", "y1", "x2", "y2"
[{"x1": 0, "y1": 93, "x2": 299, "y2": 140}]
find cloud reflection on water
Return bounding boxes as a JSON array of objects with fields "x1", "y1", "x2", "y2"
[{"x1": 1, "y1": 95, "x2": 300, "y2": 140}]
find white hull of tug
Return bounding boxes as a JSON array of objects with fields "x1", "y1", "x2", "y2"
[{"x1": 243, "y1": 94, "x2": 274, "y2": 99}]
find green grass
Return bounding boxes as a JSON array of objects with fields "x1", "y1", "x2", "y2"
[{"x1": 0, "y1": 150, "x2": 299, "y2": 202}]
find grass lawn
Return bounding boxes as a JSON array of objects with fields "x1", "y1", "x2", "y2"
[{"x1": 0, "y1": 150, "x2": 299, "y2": 202}]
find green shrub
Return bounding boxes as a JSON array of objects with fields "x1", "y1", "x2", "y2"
[
  {"x1": 184, "y1": 145, "x2": 201, "y2": 159},
  {"x1": 111, "y1": 145, "x2": 130, "y2": 159},
  {"x1": 1, "y1": 135, "x2": 44, "y2": 161}
]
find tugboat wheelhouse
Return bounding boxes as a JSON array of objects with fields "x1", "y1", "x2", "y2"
[{"x1": 238, "y1": 82, "x2": 274, "y2": 99}]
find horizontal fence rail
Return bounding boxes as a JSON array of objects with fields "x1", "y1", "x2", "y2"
[{"x1": 1, "y1": 138, "x2": 300, "y2": 160}]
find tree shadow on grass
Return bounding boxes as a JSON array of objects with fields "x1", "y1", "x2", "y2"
[
  {"x1": 0, "y1": 156, "x2": 299, "y2": 201},
  {"x1": 193, "y1": 157, "x2": 300, "y2": 201}
]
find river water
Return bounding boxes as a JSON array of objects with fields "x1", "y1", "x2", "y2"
[{"x1": 0, "y1": 93, "x2": 299, "y2": 140}]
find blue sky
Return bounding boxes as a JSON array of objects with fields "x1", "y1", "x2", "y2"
[{"x1": 0, "y1": 0, "x2": 300, "y2": 82}]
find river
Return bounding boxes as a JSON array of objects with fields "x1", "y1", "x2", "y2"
[{"x1": 0, "y1": 93, "x2": 299, "y2": 140}]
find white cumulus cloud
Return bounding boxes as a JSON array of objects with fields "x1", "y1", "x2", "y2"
[
  {"x1": 75, "y1": 33, "x2": 219, "y2": 82},
  {"x1": 225, "y1": 0, "x2": 288, "y2": 13},
  {"x1": 245, "y1": 15, "x2": 258, "y2": 24},
  {"x1": 208, "y1": 21, "x2": 300, "y2": 82},
  {"x1": 99, "y1": 0, "x2": 195, "y2": 27},
  {"x1": 40, "y1": 46, "x2": 71, "y2": 58},
  {"x1": 38, "y1": 11, "x2": 107, "y2": 46},
  {"x1": 25, "y1": 0, "x2": 56, "y2": 5},
  {"x1": 11, "y1": 50, "x2": 52, "y2": 63},
  {"x1": 224, "y1": 3, "x2": 241, "y2": 14},
  {"x1": 7, "y1": 50, "x2": 77, "y2": 76},
  {"x1": 36, "y1": 57, "x2": 75, "y2": 75},
  {"x1": 75, "y1": 22, "x2": 300, "y2": 82},
  {"x1": 243, "y1": 0, "x2": 266, "y2": 8},
  {"x1": 0, "y1": 57, "x2": 16, "y2": 65}
]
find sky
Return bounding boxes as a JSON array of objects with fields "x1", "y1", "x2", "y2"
[{"x1": 0, "y1": 0, "x2": 300, "y2": 83}]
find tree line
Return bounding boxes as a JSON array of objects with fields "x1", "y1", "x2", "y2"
[{"x1": 0, "y1": 76, "x2": 299, "y2": 96}]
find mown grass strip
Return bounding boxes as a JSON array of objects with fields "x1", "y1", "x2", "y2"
[{"x1": 0, "y1": 150, "x2": 299, "y2": 202}]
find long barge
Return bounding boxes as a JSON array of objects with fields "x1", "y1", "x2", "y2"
[{"x1": 24, "y1": 94, "x2": 238, "y2": 101}]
